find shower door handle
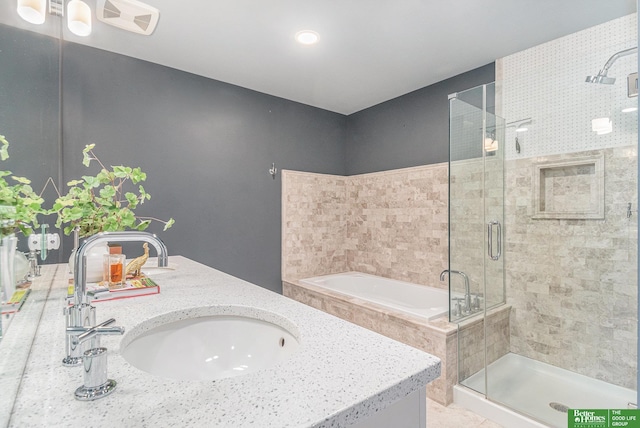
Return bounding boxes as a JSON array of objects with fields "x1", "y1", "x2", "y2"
[{"x1": 487, "y1": 220, "x2": 501, "y2": 261}]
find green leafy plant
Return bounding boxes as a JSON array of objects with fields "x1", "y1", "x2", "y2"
[
  {"x1": 0, "y1": 135, "x2": 46, "y2": 236},
  {"x1": 54, "y1": 144, "x2": 174, "y2": 237}
]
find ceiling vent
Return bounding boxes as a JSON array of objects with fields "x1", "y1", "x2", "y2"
[{"x1": 96, "y1": 0, "x2": 159, "y2": 36}]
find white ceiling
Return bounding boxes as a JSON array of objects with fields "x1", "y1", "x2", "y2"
[{"x1": 0, "y1": 0, "x2": 636, "y2": 114}]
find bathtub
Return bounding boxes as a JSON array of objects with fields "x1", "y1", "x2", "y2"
[
  {"x1": 300, "y1": 272, "x2": 449, "y2": 321},
  {"x1": 285, "y1": 273, "x2": 511, "y2": 405}
]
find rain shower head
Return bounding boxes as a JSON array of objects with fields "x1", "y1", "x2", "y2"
[{"x1": 586, "y1": 46, "x2": 637, "y2": 85}]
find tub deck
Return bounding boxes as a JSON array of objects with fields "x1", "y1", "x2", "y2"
[{"x1": 284, "y1": 274, "x2": 511, "y2": 406}]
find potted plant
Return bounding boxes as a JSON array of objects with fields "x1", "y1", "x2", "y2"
[
  {"x1": 0, "y1": 135, "x2": 46, "y2": 302},
  {"x1": 54, "y1": 143, "x2": 174, "y2": 236},
  {"x1": 0, "y1": 136, "x2": 46, "y2": 236},
  {"x1": 53, "y1": 144, "x2": 174, "y2": 281}
]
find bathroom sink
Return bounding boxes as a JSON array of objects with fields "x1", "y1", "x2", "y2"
[
  {"x1": 140, "y1": 265, "x2": 177, "y2": 276},
  {"x1": 121, "y1": 306, "x2": 300, "y2": 381}
]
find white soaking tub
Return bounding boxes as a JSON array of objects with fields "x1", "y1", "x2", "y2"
[{"x1": 300, "y1": 272, "x2": 449, "y2": 320}]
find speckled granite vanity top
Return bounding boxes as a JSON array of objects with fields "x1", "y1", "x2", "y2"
[{"x1": 1, "y1": 256, "x2": 440, "y2": 427}]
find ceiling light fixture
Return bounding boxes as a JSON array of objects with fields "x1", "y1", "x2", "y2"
[
  {"x1": 622, "y1": 107, "x2": 638, "y2": 113},
  {"x1": 67, "y1": 0, "x2": 91, "y2": 36},
  {"x1": 295, "y1": 30, "x2": 319, "y2": 45},
  {"x1": 17, "y1": 0, "x2": 93, "y2": 36},
  {"x1": 17, "y1": 0, "x2": 47, "y2": 24}
]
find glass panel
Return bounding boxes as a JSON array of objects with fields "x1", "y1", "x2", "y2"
[
  {"x1": 450, "y1": 83, "x2": 507, "y2": 395},
  {"x1": 482, "y1": 108, "x2": 507, "y2": 402},
  {"x1": 449, "y1": 87, "x2": 485, "y2": 324}
]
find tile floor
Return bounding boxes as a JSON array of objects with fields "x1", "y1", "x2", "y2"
[{"x1": 427, "y1": 399, "x2": 503, "y2": 428}]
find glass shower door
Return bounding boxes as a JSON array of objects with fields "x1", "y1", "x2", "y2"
[{"x1": 448, "y1": 82, "x2": 506, "y2": 395}]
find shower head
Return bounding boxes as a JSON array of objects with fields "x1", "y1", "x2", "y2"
[
  {"x1": 585, "y1": 75, "x2": 616, "y2": 84},
  {"x1": 585, "y1": 46, "x2": 637, "y2": 85}
]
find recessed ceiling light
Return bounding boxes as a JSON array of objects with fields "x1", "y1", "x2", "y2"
[
  {"x1": 515, "y1": 126, "x2": 528, "y2": 133},
  {"x1": 622, "y1": 107, "x2": 638, "y2": 113},
  {"x1": 295, "y1": 30, "x2": 319, "y2": 45}
]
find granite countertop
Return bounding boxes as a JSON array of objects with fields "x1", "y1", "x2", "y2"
[{"x1": 3, "y1": 256, "x2": 440, "y2": 427}]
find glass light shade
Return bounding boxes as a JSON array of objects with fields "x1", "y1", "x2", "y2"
[
  {"x1": 591, "y1": 117, "x2": 612, "y2": 135},
  {"x1": 67, "y1": 0, "x2": 92, "y2": 37},
  {"x1": 17, "y1": 0, "x2": 46, "y2": 25},
  {"x1": 484, "y1": 137, "x2": 498, "y2": 152}
]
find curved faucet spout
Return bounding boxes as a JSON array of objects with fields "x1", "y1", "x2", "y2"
[
  {"x1": 73, "y1": 231, "x2": 168, "y2": 306},
  {"x1": 440, "y1": 269, "x2": 472, "y2": 313}
]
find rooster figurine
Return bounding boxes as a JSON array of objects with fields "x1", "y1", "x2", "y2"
[{"x1": 125, "y1": 243, "x2": 149, "y2": 278}]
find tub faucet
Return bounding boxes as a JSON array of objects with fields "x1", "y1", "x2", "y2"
[
  {"x1": 63, "y1": 231, "x2": 168, "y2": 367},
  {"x1": 440, "y1": 269, "x2": 471, "y2": 314}
]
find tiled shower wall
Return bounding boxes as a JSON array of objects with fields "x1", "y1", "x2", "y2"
[
  {"x1": 499, "y1": 14, "x2": 637, "y2": 161},
  {"x1": 497, "y1": 13, "x2": 638, "y2": 389},
  {"x1": 282, "y1": 165, "x2": 448, "y2": 288},
  {"x1": 504, "y1": 146, "x2": 637, "y2": 389}
]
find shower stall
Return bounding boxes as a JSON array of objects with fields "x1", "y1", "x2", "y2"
[{"x1": 447, "y1": 13, "x2": 638, "y2": 427}]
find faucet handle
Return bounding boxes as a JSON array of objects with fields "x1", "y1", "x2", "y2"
[
  {"x1": 74, "y1": 347, "x2": 118, "y2": 401},
  {"x1": 72, "y1": 318, "x2": 124, "y2": 401},
  {"x1": 472, "y1": 294, "x2": 482, "y2": 311},
  {"x1": 72, "y1": 318, "x2": 125, "y2": 346},
  {"x1": 451, "y1": 297, "x2": 464, "y2": 317}
]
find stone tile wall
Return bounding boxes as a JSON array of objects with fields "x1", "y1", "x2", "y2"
[
  {"x1": 496, "y1": 13, "x2": 638, "y2": 390},
  {"x1": 282, "y1": 164, "x2": 449, "y2": 289},
  {"x1": 346, "y1": 165, "x2": 449, "y2": 287},
  {"x1": 504, "y1": 145, "x2": 638, "y2": 389},
  {"x1": 457, "y1": 308, "x2": 511, "y2": 383},
  {"x1": 281, "y1": 170, "x2": 348, "y2": 280}
]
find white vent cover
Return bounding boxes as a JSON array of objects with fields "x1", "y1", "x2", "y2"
[{"x1": 97, "y1": 0, "x2": 159, "y2": 36}]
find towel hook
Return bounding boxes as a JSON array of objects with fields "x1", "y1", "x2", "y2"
[{"x1": 269, "y1": 162, "x2": 277, "y2": 179}]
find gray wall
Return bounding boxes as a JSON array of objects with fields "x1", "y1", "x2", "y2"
[
  {"x1": 2, "y1": 24, "x2": 494, "y2": 293},
  {"x1": 59, "y1": 43, "x2": 347, "y2": 293},
  {"x1": 345, "y1": 63, "x2": 495, "y2": 175}
]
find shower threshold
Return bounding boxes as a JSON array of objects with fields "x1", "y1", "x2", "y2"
[{"x1": 454, "y1": 352, "x2": 636, "y2": 428}]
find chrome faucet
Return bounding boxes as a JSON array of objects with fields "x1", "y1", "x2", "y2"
[
  {"x1": 72, "y1": 231, "x2": 168, "y2": 306},
  {"x1": 63, "y1": 231, "x2": 168, "y2": 367},
  {"x1": 440, "y1": 269, "x2": 472, "y2": 315}
]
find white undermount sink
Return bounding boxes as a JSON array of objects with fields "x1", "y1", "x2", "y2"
[
  {"x1": 121, "y1": 306, "x2": 300, "y2": 381},
  {"x1": 140, "y1": 265, "x2": 177, "y2": 276}
]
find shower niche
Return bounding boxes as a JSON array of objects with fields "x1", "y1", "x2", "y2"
[{"x1": 532, "y1": 152, "x2": 605, "y2": 220}]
